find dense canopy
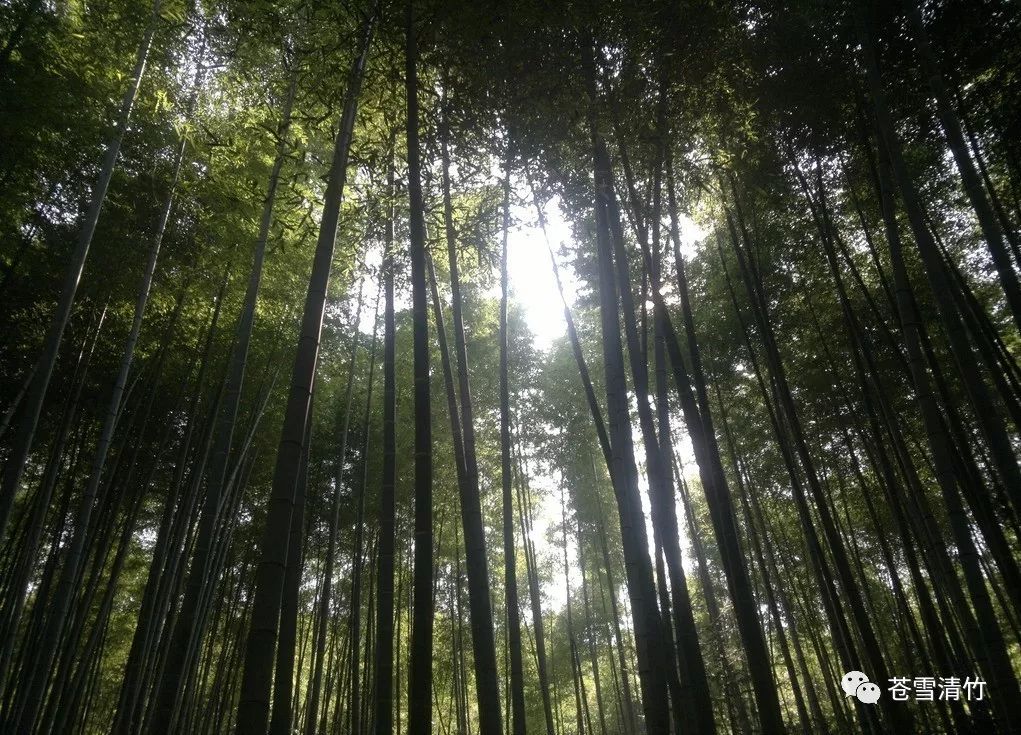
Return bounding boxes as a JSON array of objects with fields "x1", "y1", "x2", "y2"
[{"x1": 1, "y1": 0, "x2": 1020, "y2": 733}]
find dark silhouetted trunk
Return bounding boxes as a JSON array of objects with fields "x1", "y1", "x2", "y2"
[
  {"x1": 232, "y1": 8, "x2": 375, "y2": 731},
  {"x1": 439, "y1": 89, "x2": 503, "y2": 735},
  {"x1": 373, "y1": 145, "x2": 398, "y2": 735},
  {"x1": 405, "y1": 2, "x2": 434, "y2": 731}
]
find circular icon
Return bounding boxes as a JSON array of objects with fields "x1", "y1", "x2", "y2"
[
  {"x1": 855, "y1": 682, "x2": 882, "y2": 704},
  {"x1": 841, "y1": 670, "x2": 869, "y2": 697}
]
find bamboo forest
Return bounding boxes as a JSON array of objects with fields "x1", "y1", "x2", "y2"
[{"x1": 3, "y1": 0, "x2": 1021, "y2": 732}]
